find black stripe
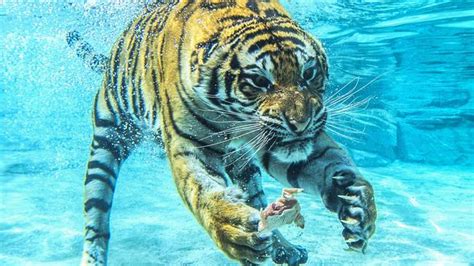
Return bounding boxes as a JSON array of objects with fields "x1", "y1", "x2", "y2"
[
  {"x1": 177, "y1": 0, "x2": 197, "y2": 20},
  {"x1": 85, "y1": 225, "x2": 100, "y2": 234},
  {"x1": 163, "y1": 90, "x2": 223, "y2": 155},
  {"x1": 66, "y1": 30, "x2": 80, "y2": 47},
  {"x1": 207, "y1": 66, "x2": 222, "y2": 108},
  {"x1": 84, "y1": 198, "x2": 110, "y2": 212},
  {"x1": 85, "y1": 174, "x2": 115, "y2": 191},
  {"x1": 131, "y1": 81, "x2": 139, "y2": 115},
  {"x1": 88, "y1": 160, "x2": 117, "y2": 179},
  {"x1": 199, "y1": 159, "x2": 224, "y2": 183},
  {"x1": 255, "y1": 47, "x2": 306, "y2": 62},
  {"x1": 241, "y1": 25, "x2": 301, "y2": 47},
  {"x1": 224, "y1": 72, "x2": 235, "y2": 99},
  {"x1": 197, "y1": 34, "x2": 220, "y2": 62},
  {"x1": 85, "y1": 232, "x2": 110, "y2": 242},
  {"x1": 151, "y1": 68, "x2": 160, "y2": 103},
  {"x1": 307, "y1": 146, "x2": 340, "y2": 162},
  {"x1": 158, "y1": 32, "x2": 167, "y2": 82},
  {"x1": 151, "y1": 101, "x2": 158, "y2": 127},
  {"x1": 137, "y1": 78, "x2": 145, "y2": 117},
  {"x1": 247, "y1": 38, "x2": 274, "y2": 54},
  {"x1": 181, "y1": 172, "x2": 193, "y2": 209},
  {"x1": 287, "y1": 162, "x2": 303, "y2": 188},
  {"x1": 200, "y1": 0, "x2": 235, "y2": 10},
  {"x1": 262, "y1": 152, "x2": 271, "y2": 170},
  {"x1": 194, "y1": 182, "x2": 204, "y2": 209},
  {"x1": 111, "y1": 38, "x2": 126, "y2": 113},
  {"x1": 120, "y1": 72, "x2": 129, "y2": 112},
  {"x1": 230, "y1": 54, "x2": 240, "y2": 70},
  {"x1": 176, "y1": 82, "x2": 221, "y2": 132},
  {"x1": 226, "y1": 22, "x2": 261, "y2": 49},
  {"x1": 76, "y1": 41, "x2": 93, "y2": 60},
  {"x1": 105, "y1": 87, "x2": 121, "y2": 121},
  {"x1": 265, "y1": 8, "x2": 285, "y2": 18},
  {"x1": 279, "y1": 137, "x2": 314, "y2": 147},
  {"x1": 93, "y1": 135, "x2": 122, "y2": 160},
  {"x1": 218, "y1": 15, "x2": 257, "y2": 25},
  {"x1": 90, "y1": 53, "x2": 108, "y2": 73},
  {"x1": 248, "y1": 39, "x2": 271, "y2": 54},
  {"x1": 248, "y1": 36, "x2": 306, "y2": 54},
  {"x1": 143, "y1": 18, "x2": 154, "y2": 69},
  {"x1": 255, "y1": 50, "x2": 273, "y2": 61},
  {"x1": 128, "y1": 29, "x2": 139, "y2": 115},
  {"x1": 173, "y1": 151, "x2": 197, "y2": 159},
  {"x1": 279, "y1": 36, "x2": 307, "y2": 48},
  {"x1": 246, "y1": 0, "x2": 259, "y2": 13},
  {"x1": 94, "y1": 117, "x2": 115, "y2": 128}
]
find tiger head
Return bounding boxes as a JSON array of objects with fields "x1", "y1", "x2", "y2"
[{"x1": 192, "y1": 18, "x2": 328, "y2": 163}]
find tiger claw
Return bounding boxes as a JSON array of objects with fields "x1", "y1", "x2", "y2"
[
  {"x1": 337, "y1": 194, "x2": 359, "y2": 204},
  {"x1": 340, "y1": 217, "x2": 359, "y2": 225},
  {"x1": 344, "y1": 236, "x2": 360, "y2": 243},
  {"x1": 347, "y1": 185, "x2": 367, "y2": 193}
]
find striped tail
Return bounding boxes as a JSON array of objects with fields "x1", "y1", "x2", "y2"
[{"x1": 66, "y1": 30, "x2": 109, "y2": 74}]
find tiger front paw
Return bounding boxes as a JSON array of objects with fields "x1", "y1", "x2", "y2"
[
  {"x1": 206, "y1": 192, "x2": 273, "y2": 264},
  {"x1": 333, "y1": 175, "x2": 377, "y2": 253}
]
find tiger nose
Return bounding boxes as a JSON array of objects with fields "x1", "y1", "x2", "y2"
[{"x1": 283, "y1": 113, "x2": 311, "y2": 135}]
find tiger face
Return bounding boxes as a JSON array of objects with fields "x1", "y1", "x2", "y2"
[
  {"x1": 211, "y1": 33, "x2": 329, "y2": 163},
  {"x1": 238, "y1": 47, "x2": 328, "y2": 162},
  {"x1": 189, "y1": 13, "x2": 329, "y2": 163}
]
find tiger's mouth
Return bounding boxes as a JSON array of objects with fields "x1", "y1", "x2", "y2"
[
  {"x1": 269, "y1": 110, "x2": 326, "y2": 144},
  {"x1": 270, "y1": 137, "x2": 315, "y2": 163},
  {"x1": 264, "y1": 111, "x2": 326, "y2": 162}
]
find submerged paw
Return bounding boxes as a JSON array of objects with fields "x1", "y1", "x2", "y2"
[
  {"x1": 272, "y1": 242, "x2": 308, "y2": 266},
  {"x1": 333, "y1": 176, "x2": 377, "y2": 253}
]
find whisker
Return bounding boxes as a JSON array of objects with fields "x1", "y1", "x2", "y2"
[
  {"x1": 325, "y1": 76, "x2": 360, "y2": 105},
  {"x1": 325, "y1": 126, "x2": 363, "y2": 144},
  {"x1": 198, "y1": 124, "x2": 261, "y2": 141},
  {"x1": 327, "y1": 97, "x2": 373, "y2": 116},
  {"x1": 237, "y1": 131, "x2": 274, "y2": 172},
  {"x1": 196, "y1": 127, "x2": 261, "y2": 149},
  {"x1": 224, "y1": 131, "x2": 266, "y2": 167},
  {"x1": 325, "y1": 122, "x2": 367, "y2": 135}
]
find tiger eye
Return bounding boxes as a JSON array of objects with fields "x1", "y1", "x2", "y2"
[
  {"x1": 303, "y1": 68, "x2": 316, "y2": 81},
  {"x1": 254, "y1": 76, "x2": 271, "y2": 88}
]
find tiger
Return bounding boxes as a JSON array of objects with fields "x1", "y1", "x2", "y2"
[{"x1": 68, "y1": 0, "x2": 377, "y2": 265}]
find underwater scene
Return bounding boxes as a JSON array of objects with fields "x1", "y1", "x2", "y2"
[{"x1": 0, "y1": 0, "x2": 473, "y2": 265}]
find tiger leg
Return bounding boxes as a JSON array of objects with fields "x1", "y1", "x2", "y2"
[
  {"x1": 224, "y1": 157, "x2": 307, "y2": 266},
  {"x1": 266, "y1": 132, "x2": 377, "y2": 253},
  {"x1": 81, "y1": 93, "x2": 142, "y2": 266}
]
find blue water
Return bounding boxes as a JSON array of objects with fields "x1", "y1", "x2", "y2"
[{"x1": 0, "y1": 1, "x2": 473, "y2": 265}]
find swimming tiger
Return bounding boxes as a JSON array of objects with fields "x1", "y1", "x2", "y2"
[{"x1": 68, "y1": 0, "x2": 377, "y2": 265}]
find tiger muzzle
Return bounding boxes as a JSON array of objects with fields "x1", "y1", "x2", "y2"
[{"x1": 282, "y1": 91, "x2": 314, "y2": 135}]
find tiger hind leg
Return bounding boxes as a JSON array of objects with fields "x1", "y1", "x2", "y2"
[{"x1": 81, "y1": 96, "x2": 142, "y2": 265}]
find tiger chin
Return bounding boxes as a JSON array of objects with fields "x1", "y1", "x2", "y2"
[{"x1": 69, "y1": 1, "x2": 377, "y2": 265}]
